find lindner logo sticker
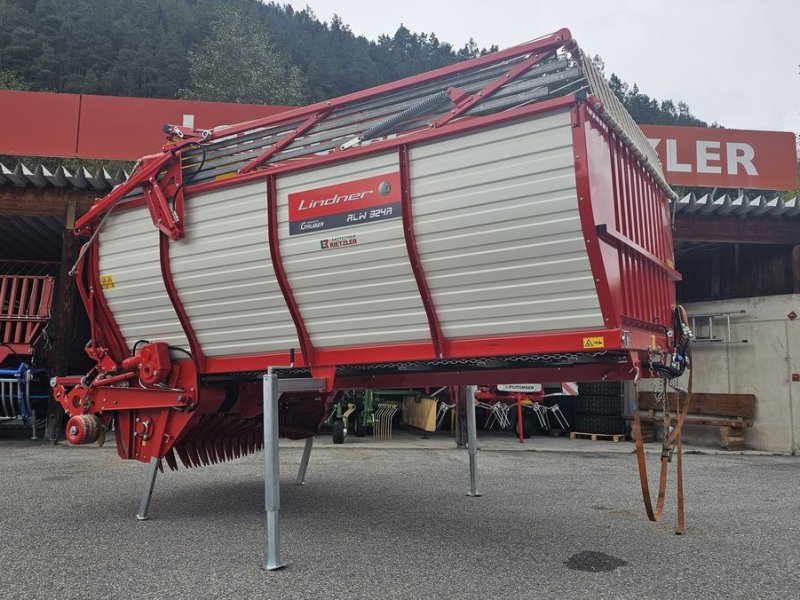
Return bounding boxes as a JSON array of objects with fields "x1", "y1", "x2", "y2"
[{"x1": 288, "y1": 172, "x2": 401, "y2": 235}]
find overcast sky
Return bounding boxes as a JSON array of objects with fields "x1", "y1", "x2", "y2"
[{"x1": 287, "y1": 0, "x2": 799, "y2": 135}]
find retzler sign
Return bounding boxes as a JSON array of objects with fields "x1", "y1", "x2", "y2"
[{"x1": 640, "y1": 124, "x2": 797, "y2": 191}]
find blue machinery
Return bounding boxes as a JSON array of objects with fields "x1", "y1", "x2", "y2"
[{"x1": 0, "y1": 363, "x2": 48, "y2": 439}]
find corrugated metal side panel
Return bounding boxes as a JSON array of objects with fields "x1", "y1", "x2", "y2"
[
  {"x1": 276, "y1": 153, "x2": 429, "y2": 348},
  {"x1": 410, "y1": 109, "x2": 603, "y2": 338},
  {"x1": 170, "y1": 181, "x2": 299, "y2": 357},
  {"x1": 98, "y1": 208, "x2": 189, "y2": 350}
]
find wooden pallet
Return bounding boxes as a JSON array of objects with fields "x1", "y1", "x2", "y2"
[{"x1": 569, "y1": 431, "x2": 626, "y2": 443}]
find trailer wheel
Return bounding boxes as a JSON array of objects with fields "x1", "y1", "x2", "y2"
[{"x1": 332, "y1": 420, "x2": 345, "y2": 444}]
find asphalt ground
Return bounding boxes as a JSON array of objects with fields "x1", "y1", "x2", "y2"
[{"x1": 1, "y1": 433, "x2": 798, "y2": 599}]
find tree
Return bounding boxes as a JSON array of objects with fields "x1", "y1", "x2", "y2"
[
  {"x1": 178, "y1": 5, "x2": 307, "y2": 105},
  {"x1": 0, "y1": 69, "x2": 29, "y2": 90}
]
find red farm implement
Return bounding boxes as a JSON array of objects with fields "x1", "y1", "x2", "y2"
[
  {"x1": 52, "y1": 28, "x2": 694, "y2": 567},
  {"x1": 0, "y1": 274, "x2": 55, "y2": 365},
  {"x1": 0, "y1": 274, "x2": 55, "y2": 438}
]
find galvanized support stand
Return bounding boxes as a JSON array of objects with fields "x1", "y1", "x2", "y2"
[
  {"x1": 261, "y1": 371, "x2": 328, "y2": 571},
  {"x1": 27, "y1": 375, "x2": 38, "y2": 440},
  {"x1": 30, "y1": 409, "x2": 38, "y2": 441},
  {"x1": 296, "y1": 436, "x2": 313, "y2": 485},
  {"x1": 262, "y1": 371, "x2": 286, "y2": 571},
  {"x1": 455, "y1": 387, "x2": 467, "y2": 448},
  {"x1": 465, "y1": 385, "x2": 481, "y2": 497},
  {"x1": 136, "y1": 457, "x2": 160, "y2": 520}
]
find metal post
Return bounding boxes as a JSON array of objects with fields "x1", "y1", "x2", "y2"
[
  {"x1": 262, "y1": 371, "x2": 286, "y2": 571},
  {"x1": 455, "y1": 387, "x2": 467, "y2": 448},
  {"x1": 30, "y1": 409, "x2": 38, "y2": 440},
  {"x1": 296, "y1": 436, "x2": 313, "y2": 485},
  {"x1": 135, "y1": 457, "x2": 160, "y2": 521},
  {"x1": 28, "y1": 371, "x2": 38, "y2": 440},
  {"x1": 465, "y1": 385, "x2": 481, "y2": 497}
]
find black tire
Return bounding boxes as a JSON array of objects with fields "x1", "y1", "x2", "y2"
[
  {"x1": 577, "y1": 381, "x2": 624, "y2": 397},
  {"x1": 574, "y1": 395, "x2": 622, "y2": 416},
  {"x1": 572, "y1": 414, "x2": 626, "y2": 435},
  {"x1": 352, "y1": 415, "x2": 367, "y2": 437},
  {"x1": 332, "y1": 420, "x2": 345, "y2": 444}
]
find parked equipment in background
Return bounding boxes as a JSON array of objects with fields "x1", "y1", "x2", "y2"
[
  {"x1": 327, "y1": 400, "x2": 357, "y2": 444},
  {"x1": 0, "y1": 275, "x2": 55, "y2": 365},
  {"x1": 0, "y1": 363, "x2": 49, "y2": 439},
  {"x1": 475, "y1": 384, "x2": 570, "y2": 442},
  {"x1": 326, "y1": 388, "x2": 438, "y2": 442},
  {"x1": 373, "y1": 402, "x2": 400, "y2": 440}
]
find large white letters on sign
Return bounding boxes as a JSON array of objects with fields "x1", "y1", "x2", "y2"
[{"x1": 648, "y1": 138, "x2": 759, "y2": 176}]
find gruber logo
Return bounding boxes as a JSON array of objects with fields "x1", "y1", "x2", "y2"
[{"x1": 288, "y1": 171, "x2": 402, "y2": 236}]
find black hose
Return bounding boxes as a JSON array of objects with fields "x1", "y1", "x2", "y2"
[
  {"x1": 170, "y1": 142, "x2": 207, "y2": 213},
  {"x1": 168, "y1": 345, "x2": 193, "y2": 360},
  {"x1": 646, "y1": 306, "x2": 692, "y2": 378}
]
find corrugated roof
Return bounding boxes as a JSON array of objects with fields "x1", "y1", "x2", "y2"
[
  {"x1": 0, "y1": 215, "x2": 63, "y2": 261},
  {"x1": 2, "y1": 162, "x2": 797, "y2": 220},
  {"x1": 674, "y1": 193, "x2": 800, "y2": 218},
  {"x1": 0, "y1": 161, "x2": 129, "y2": 191}
]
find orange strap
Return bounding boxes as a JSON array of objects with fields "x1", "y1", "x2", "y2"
[{"x1": 632, "y1": 363, "x2": 692, "y2": 534}]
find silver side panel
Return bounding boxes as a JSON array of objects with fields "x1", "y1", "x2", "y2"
[
  {"x1": 98, "y1": 110, "x2": 598, "y2": 360},
  {"x1": 98, "y1": 208, "x2": 190, "y2": 351},
  {"x1": 276, "y1": 153, "x2": 429, "y2": 348},
  {"x1": 410, "y1": 109, "x2": 603, "y2": 338},
  {"x1": 170, "y1": 181, "x2": 299, "y2": 356}
]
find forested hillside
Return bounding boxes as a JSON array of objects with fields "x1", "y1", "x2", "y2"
[{"x1": 0, "y1": 0, "x2": 706, "y2": 126}]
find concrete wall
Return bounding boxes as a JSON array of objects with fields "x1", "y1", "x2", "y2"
[{"x1": 675, "y1": 295, "x2": 800, "y2": 453}]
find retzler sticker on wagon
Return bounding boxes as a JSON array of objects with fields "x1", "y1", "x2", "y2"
[{"x1": 288, "y1": 172, "x2": 402, "y2": 235}]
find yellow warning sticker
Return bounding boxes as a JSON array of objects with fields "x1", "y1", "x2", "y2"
[
  {"x1": 583, "y1": 336, "x2": 605, "y2": 349},
  {"x1": 100, "y1": 274, "x2": 115, "y2": 290}
]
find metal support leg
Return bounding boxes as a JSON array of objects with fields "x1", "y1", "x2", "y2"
[
  {"x1": 296, "y1": 436, "x2": 313, "y2": 485},
  {"x1": 30, "y1": 409, "x2": 38, "y2": 440},
  {"x1": 262, "y1": 371, "x2": 286, "y2": 571},
  {"x1": 135, "y1": 457, "x2": 160, "y2": 521},
  {"x1": 465, "y1": 385, "x2": 481, "y2": 497}
]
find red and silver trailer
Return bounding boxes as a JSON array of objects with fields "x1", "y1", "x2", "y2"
[{"x1": 53, "y1": 28, "x2": 692, "y2": 567}]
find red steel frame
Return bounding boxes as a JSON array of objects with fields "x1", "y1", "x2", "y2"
[
  {"x1": 267, "y1": 175, "x2": 315, "y2": 366},
  {"x1": 399, "y1": 145, "x2": 445, "y2": 359},
  {"x1": 159, "y1": 233, "x2": 207, "y2": 373},
  {"x1": 54, "y1": 29, "x2": 680, "y2": 465}
]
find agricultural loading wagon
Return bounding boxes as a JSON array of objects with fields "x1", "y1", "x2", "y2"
[{"x1": 52, "y1": 28, "x2": 694, "y2": 568}]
